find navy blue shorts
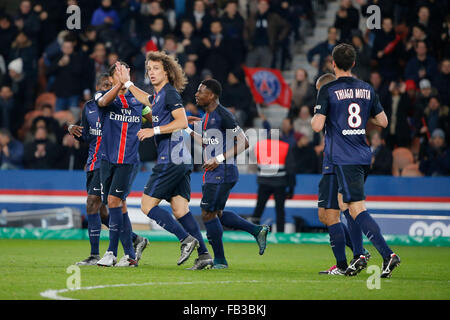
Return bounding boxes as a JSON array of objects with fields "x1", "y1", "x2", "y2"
[
  {"x1": 144, "y1": 163, "x2": 192, "y2": 202},
  {"x1": 86, "y1": 169, "x2": 101, "y2": 197},
  {"x1": 335, "y1": 165, "x2": 370, "y2": 203},
  {"x1": 201, "y1": 182, "x2": 236, "y2": 212},
  {"x1": 100, "y1": 160, "x2": 139, "y2": 204},
  {"x1": 318, "y1": 174, "x2": 339, "y2": 210}
]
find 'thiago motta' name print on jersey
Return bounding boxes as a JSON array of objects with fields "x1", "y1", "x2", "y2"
[{"x1": 334, "y1": 88, "x2": 371, "y2": 100}]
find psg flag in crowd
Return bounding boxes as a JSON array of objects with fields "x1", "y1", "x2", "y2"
[{"x1": 243, "y1": 66, "x2": 292, "y2": 108}]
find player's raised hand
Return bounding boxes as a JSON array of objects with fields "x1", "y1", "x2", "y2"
[
  {"x1": 137, "y1": 128, "x2": 155, "y2": 141},
  {"x1": 68, "y1": 124, "x2": 83, "y2": 137},
  {"x1": 187, "y1": 116, "x2": 202, "y2": 124},
  {"x1": 202, "y1": 158, "x2": 219, "y2": 171},
  {"x1": 116, "y1": 62, "x2": 130, "y2": 84}
]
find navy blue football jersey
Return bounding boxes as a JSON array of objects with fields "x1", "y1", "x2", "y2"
[
  {"x1": 77, "y1": 100, "x2": 104, "y2": 171},
  {"x1": 94, "y1": 90, "x2": 143, "y2": 165},
  {"x1": 148, "y1": 83, "x2": 191, "y2": 164},
  {"x1": 201, "y1": 104, "x2": 240, "y2": 184},
  {"x1": 315, "y1": 76, "x2": 384, "y2": 165}
]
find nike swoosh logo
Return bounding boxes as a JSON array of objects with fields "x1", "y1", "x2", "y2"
[
  {"x1": 115, "y1": 189, "x2": 124, "y2": 193},
  {"x1": 89, "y1": 110, "x2": 96, "y2": 114},
  {"x1": 93, "y1": 188, "x2": 100, "y2": 191}
]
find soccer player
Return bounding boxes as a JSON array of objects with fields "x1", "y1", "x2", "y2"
[
  {"x1": 69, "y1": 74, "x2": 149, "y2": 266},
  {"x1": 314, "y1": 73, "x2": 370, "y2": 276},
  {"x1": 312, "y1": 44, "x2": 400, "y2": 278},
  {"x1": 93, "y1": 62, "x2": 150, "y2": 267},
  {"x1": 187, "y1": 79, "x2": 270, "y2": 269},
  {"x1": 115, "y1": 52, "x2": 212, "y2": 269}
]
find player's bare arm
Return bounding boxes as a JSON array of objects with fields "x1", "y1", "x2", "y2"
[
  {"x1": 370, "y1": 111, "x2": 388, "y2": 128},
  {"x1": 137, "y1": 108, "x2": 188, "y2": 141},
  {"x1": 68, "y1": 124, "x2": 83, "y2": 138},
  {"x1": 311, "y1": 113, "x2": 326, "y2": 132},
  {"x1": 96, "y1": 82, "x2": 122, "y2": 107},
  {"x1": 202, "y1": 130, "x2": 249, "y2": 171}
]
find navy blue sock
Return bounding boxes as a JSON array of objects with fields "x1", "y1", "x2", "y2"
[
  {"x1": 87, "y1": 213, "x2": 101, "y2": 256},
  {"x1": 120, "y1": 212, "x2": 136, "y2": 259},
  {"x1": 102, "y1": 214, "x2": 137, "y2": 242},
  {"x1": 328, "y1": 222, "x2": 348, "y2": 269},
  {"x1": 355, "y1": 211, "x2": 393, "y2": 259},
  {"x1": 107, "y1": 207, "x2": 123, "y2": 256},
  {"x1": 341, "y1": 221, "x2": 353, "y2": 251},
  {"x1": 343, "y1": 209, "x2": 364, "y2": 258},
  {"x1": 148, "y1": 206, "x2": 189, "y2": 242},
  {"x1": 178, "y1": 212, "x2": 208, "y2": 255},
  {"x1": 220, "y1": 211, "x2": 261, "y2": 236},
  {"x1": 204, "y1": 217, "x2": 227, "y2": 265}
]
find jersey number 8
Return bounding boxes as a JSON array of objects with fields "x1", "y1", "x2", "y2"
[{"x1": 347, "y1": 103, "x2": 362, "y2": 128}]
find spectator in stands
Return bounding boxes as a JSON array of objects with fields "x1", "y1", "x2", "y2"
[
  {"x1": 145, "y1": 17, "x2": 166, "y2": 51},
  {"x1": 290, "y1": 68, "x2": 315, "y2": 110},
  {"x1": 369, "y1": 130, "x2": 393, "y2": 175},
  {"x1": 307, "y1": 27, "x2": 338, "y2": 72},
  {"x1": 404, "y1": 41, "x2": 438, "y2": 86},
  {"x1": 404, "y1": 24, "x2": 431, "y2": 61},
  {"x1": 415, "y1": 5, "x2": 442, "y2": 53},
  {"x1": 384, "y1": 81, "x2": 414, "y2": 148},
  {"x1": 370, "y1": 71, "x2": 390, "y2": 109},
  {"x1": 415, "y1": 78, "x2": 436, "y2": 114},
  {"x1": 23, "y1": 126, "x2": 60, "y2": 169},
  {"x1": 0, "y1": 14, "x2": 18, "y2": 61},
  {"x1": 220, "y1": 1, "x2": 245, "y2": 67},
  {"x1": 435, "y1": 59, "x2": 450, "y2": 106},
  {"x1": 201, "y1": 19, "x2": 229, "y2": 84},
  {"x1": 334, "y1": 0, "x2": 359, "y2": 42},
  {"x1": 0, "y1": 86, "x2": 14, "y2": 131},
  {"x1": 87, "y1": 43, "x2": 108, "y2": 89},
  {"x1": 184, "y1": 0, "x2": 213, "y2": 37},
  {"x1": 293, "y1": 105, "x2": 314, "y2": 143},
  {"x1": 245, "y1": 0, "x2": 290, "y2": 69},
  {"x1": 419, "y1": 95, "x2": 450, "y2": 143},
  {"x1": 371, "y1": 17, "x2": 403, "y2": 82},
  {"x1": 59, "y1": 133, "x2": 87, "y2": 170},
  {"x1": 351, "y1": 34, "x2": 371, "y2": 82},
  {"x1": 40, "y1": 104, "x2": 65, "y2": 144},
  {"x1": 79, "y1": 26, "x2": 97, "y2": 56},
  {"x1": 163, "y1": 34, "x2": 186, "y2": 67},
  {"x1": 178, "y1": 19, "x2": 202, "y2": 65},
  {"x1": 6, "y1": 57, "x2": 33, "y2": 116},
  {"x1": 46, "y1": 39, "x2": 85, "y2": 117},
  {"x1": 0, "y1": 128, "x2": 23, "y2": 170},
  {"x1": 221, "y1": 68, "x2": 254, "y2": 127},
  {"x1": 181, "y1": 60, "x2": 200, "y2": 105},
  {"x1": 419, "y1": 128, "x2": 450, "y2": 176},
  {"x1": 90, "y1": 0, "x2": 120, "y2": 31},
  {"x1": 280, "y1": 118, "x2": 296, "y2": 146},
  {"x1": 286, "y1": 132, "x2": 318, "y2": 174},
  {"x1": 14, "y1": 0, "x2": 41, "y2": 43},
  {"x1": 9, "y1": 31, "x2": 37, "y2": 84}
]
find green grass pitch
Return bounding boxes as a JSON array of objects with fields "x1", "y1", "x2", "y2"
[{"x1": 0, "y1": 239, "x2": 449, "y2": 300}]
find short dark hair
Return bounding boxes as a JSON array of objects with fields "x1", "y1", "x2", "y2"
[
  {"x1": 332, "y1": 43, "x2": 356, "y2": 71},
  {"x1": 109, "y1": 61, "x2": 129, "y2": 77},
  {"x1": 201, "y1": 79, "x2": 222, "y2": 97},
  {"x1": 316, "y1": 73, "x2": 336, "y2": 90},
  {"x1": 96, "y1": 73, "x2": 110, "y2": 86}
]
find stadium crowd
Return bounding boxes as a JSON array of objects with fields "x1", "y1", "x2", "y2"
[{"x1": 0, "y1": 0, "x2": 449, "y2": 177}]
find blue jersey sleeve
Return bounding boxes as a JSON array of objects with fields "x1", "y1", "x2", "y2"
[
  {"x1": 93, "y1": 90, "x2": 108, "y2": 107},
  {"x1": 165, "y1": 90, "x2": 184, "y2": 112},
  {"x1": 315, "y1": 85, "x2": 329, "y2": 116},
  {"x1": 219, "y1": 107, "x2": 240, "y2": 131},
  {"x1": 370, "y1": 91, "x2": 384, "y2": 117}
]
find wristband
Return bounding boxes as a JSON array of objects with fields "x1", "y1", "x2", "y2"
[
  {"x1": 142, "y1": 106, "x2": 151, "y2": 116},
  {"x1": 68, "y1": 124, "x2": 74, "y2": 132},
  {"x1": 153, "y1": 126, "x2": 161, "y2": 135},
  {"x1": 216, "y1": 154, "x2": 225, "y2": 163},
  {"x1": 185, "y1": 127, "x2": 193, "y2": 134},
  {"x1": 124, "y1": 81, "x2": 134, "y2": 89}
]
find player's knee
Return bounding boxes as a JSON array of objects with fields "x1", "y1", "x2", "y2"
[
  {"x1": 107, "y1": 195, "x2": 122, "y2": 208},
  {"x1": 202, "y1": 210, "x2": 217, "y2": 222},
  {"x1": 86, "y1": 196, "x2": 102, "y2": 214}
]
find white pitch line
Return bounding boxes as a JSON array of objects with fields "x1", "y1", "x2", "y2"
[{"x1": 40, "y1": 279, "x2": 363, "y2": 300}]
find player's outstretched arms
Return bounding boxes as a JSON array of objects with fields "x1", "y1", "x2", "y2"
[
  {"x1": 311, "y1": 113, "x2": 326, "y2": 132},
  {"x1": 370, "y1": 111, "x2": 388, "y2": 128}
]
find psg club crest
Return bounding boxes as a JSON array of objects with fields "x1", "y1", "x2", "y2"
[
  {"x1": 252, "y1": 71, "x2": 281, "y2": 104},
  {"x1": 243, "y1": 66, "x2": 292, "y2": 108}
]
